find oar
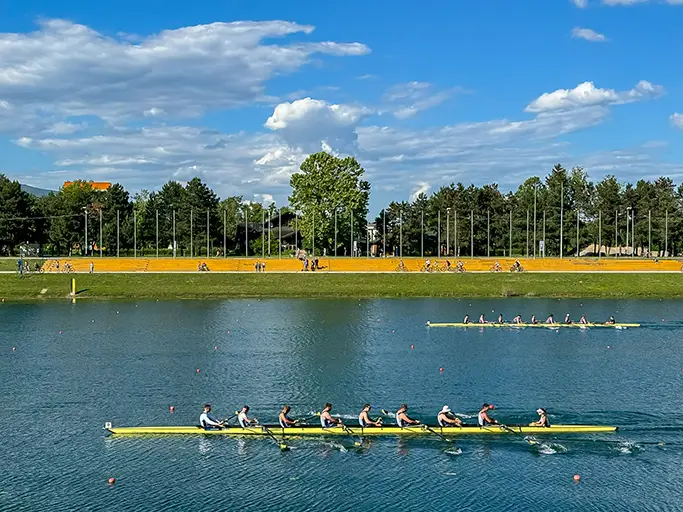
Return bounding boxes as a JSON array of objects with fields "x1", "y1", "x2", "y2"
[
  {"x1": 498, "y1": 424, "x2": 538, "y2": 445},
  {"x1": 422, "y1": 424, "x2": 455, "y2": 444},
  {"x1": 260, "y1": 425, "x2": 289, "y2": 451},
  {"x1": 339, "y1": 423, "x2": 364, "y2": 447}
]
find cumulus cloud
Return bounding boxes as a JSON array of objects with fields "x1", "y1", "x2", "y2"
[
  {"x1": 572, "y1": 0, "x2": 588, "y2": 7},
  {"x1": 0, "y1": 18, "x2": 369, "y2": 126},
  {"x1": 382, "y1": 82, "x2": 463, "y2": 119},
  {"x1": 671, "y1": 113, "x2": 683, "y2": 129},
  {"x1": 264, "y1": 97, "x2": 370, "y2": 153},
  {"x1": 572, "y1": 27, "x2": 608, "y2": 42},
  {"x1": 525, "y1": 81, "x2": 664, "y2": 113},
  {"x1": 410, "y1": 182, "x2": 431, "y2": 201}
]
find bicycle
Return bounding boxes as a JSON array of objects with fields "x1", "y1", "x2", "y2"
[
  {"x1": 419, "y1": 265, "x2": 432, "y2": 273},
  {"x1": 395, "y1": 262, "x2": 407, "y2": 272},
  {"x1": 490, "y1": 265, "x2": 502, "y2": 273},
  {"x1": 510, "y1": 264, "x2": 524, "y2": 273}
]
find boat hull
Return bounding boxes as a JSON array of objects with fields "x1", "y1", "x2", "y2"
[
  {"x1": 427, "y1": 322, "x2": 639, "y2": 328},
  {"x1": 106, "y1": 424, "x2": 617, "y2": 436}
]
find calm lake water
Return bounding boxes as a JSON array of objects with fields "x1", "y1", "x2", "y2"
[{"x1": 2, "y1": 298, "x2": 683, "y2": 511}]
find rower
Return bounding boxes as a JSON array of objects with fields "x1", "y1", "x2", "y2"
[
  {"x1": 579, "y1": 314, "x2": 588, "y2": 324},
  {"x1": 478, "y1": 403, "x2": 498, "y2": 426},
  {"x1": 530, "y1": 314, "x2": 538, "y2": 325},
  {"x1": 497, "y1": 314, "x2": 503, "y2": 324},
  {"x1": 512, "y1": 314, "x2": 522, "y2": 324},
  {"x1": 320, "y1": 403, "x2": 342, "y2": 428},
  {"x1": 478, "y1": 314, "x2": 487, "y2": 324},
  {"x1": 359, "y1": 404, "x2": 382, "y2": 427},
  {"x1": 199, "y1": 404, "x2": 224, "y2": 430},
  {"x1": 237, "y1": 405, "x2": 258, "y2": 428},
  {"x1": 463, "y1": 314, "x2": 470, "y2": 324},
  {"x1": 545, "y1": 314, "x2": 554, "y2": 324},
  {"x1": 437, "y1": 405, "x2": 462, "y2": 427},
  {"x1": 564, "y1": 313, "x2": 572, "y2": 324},
  {"x1": 606, "y1": 315, "x2": 616, "y2": 325},
  {"x1": 396, "y1": 404, "x2": 420, "y2": 427},
  {"x1": 529, "y1": 408, "x2": 550, "y2": 427},
  {"x1": 279, "y1": 405, "x2": 297, "y2": 428}
]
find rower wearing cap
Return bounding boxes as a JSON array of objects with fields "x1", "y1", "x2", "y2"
[
  {"x1": 279, "y1": 405, "x2": 297, "y2": 428},
  {"x1": 321, "y1": 403, "x2": 343, "y2": 428},
  {"x1": 605, "y1": 316, "x2": 616, "y2": 325},
  {"x1": 512, "y1": 315, "x2": 523, "y2": 325},
  {"x1": 199, "y1": 404, "x2": 224, "y2": 429},
  {"x1": 529, "y1": 408, "x2": 550, "y2": 427},
  {"x1": 579, "y1": 314, "x2": 588, "y2": 324},
  {"x1": 396, "y1": 404, "x2": 420, "y2": 427},
  {"x1": 478, "y1": 403, "x2": 498, "y2": 426},
  {"x1": 358, "y1": 404, "x2": 382, "y2": 427},
  {"x1": 237, "y1": 405, "x2": 258, "y2": 428},
  {"x1": 437, "y1": 405, "x2": 462, "y2": 427},
  {"x1": 564, "y1": 313, "x2": 572, "y2": 324},
  {"x1": 545, "y1": 314, "x2": 555, "y2": 324}
]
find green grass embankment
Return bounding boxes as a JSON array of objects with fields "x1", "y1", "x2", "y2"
[{"x1": 2, "y1": 273, "x2": 683, "y2": 301}]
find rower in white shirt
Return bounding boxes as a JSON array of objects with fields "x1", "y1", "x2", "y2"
[
  {"x1": 237, "y1": 405, "x2": 258, "y2": 428},
  {"x1": 199, "y1": 404, "x2": 224, "y2": 429}
]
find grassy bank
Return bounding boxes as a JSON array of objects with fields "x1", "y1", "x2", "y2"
[{"x1": 2, "y1": 273, "x2": 683, "y2": 300}]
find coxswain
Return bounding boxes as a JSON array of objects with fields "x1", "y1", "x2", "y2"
[
  {"x1": 396, "y1": 404, "x2": 420, "y2": 427},
  {"x1": 320, "y1": 403, "x2": 342, "y2": 428},
  {"x1": 512, "y1": 314, "x2": 523, "y2": 324},
  {"x1": 529, "y1": 408, "x2": 550, "y2": 427},
  {"x1": 463, "y1": 314, "x2": 470, "y2": 324},
  {"x1": 606, "y1": 315, "x2": 616, "y2": 325},
  {"x1": 358, "y1": 404, "x2": 382, "y2": 427},
  {"x1": 564, "y1": 313, "x2": 572, "y2": 324},
  {"x1": 478, "y1": 403, "x2": 498, "y2": 426},
  {"x1": 279, "y1": 405, "x2": 297, "y2": 428},
  {"x1": 237, "y1": 405, "x2": 258, "y2": 428},
  {"x1": 478, "y1": 314, "x2": 487, "y2": 324},
  {"x1": 545, "y1": 314, "x2": 554, "y2": 324},
  {"x1": 199, "y1": 404, "x2": 224, "y2": 429},
  {"x1": 437, "y1": 405, "x2": 462, "y2": 427},
  {"x1": 579, "y1": 314, "x2": 588, "y2": 324}
]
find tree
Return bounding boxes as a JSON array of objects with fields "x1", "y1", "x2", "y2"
[
  {"x1": 0, "y1": 174, "x2": 33, "y2": 255},
  {"x1": 289, "y1": 152, "x2": 370, "y2": 255}
]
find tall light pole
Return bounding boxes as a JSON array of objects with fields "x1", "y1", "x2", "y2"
[
  {"x1": 156, "y1": 209, "x2": 159, "y2": 258},
  {"x1": 84, "y1": 207, "x2": 88, "y2": 257},
  {"x1": 279, "y1": 207, "x2": 282, "y2": 259},
  {"x1": 446, "y1": 207, "x2": 451, "y2": 257},
  {"x1": 560, "y1": 182, "x2": 564, "y2": 259},
  {"x1": 421, "y1": 210, "x2": 424, "y2": 258},
  {"x1": 383, "y1": 209, "x2": 386, "y2": 257},
  {"x1": 437, "y1": 210, "x2": 441, "y2": 257},
  {"x1": 99, "y1": 208, "x2": 102, "y2": 258},
  {"x1": 626, "y1": 206, "x2": 631, "y2": 257},
  {"x1": 244, "y1": 206, "x2": 248, "y2": 257},
  {"x1": 470, "y1": 210, "x2": 474, "y2": 258},
  {"x1": 533, "y1": 184, "x2": 537, "y2": 258}
]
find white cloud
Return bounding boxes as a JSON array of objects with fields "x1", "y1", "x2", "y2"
[
  {"x1": 525, "y1": 81, "x2": 663, "y2": 113},
  {"x1": 572, "y1": 0, "x2": 588, "y2": 7},
  {"x1": 382, "y1": 82, "x2": 463, "y2": 119},
  {"x1": 409, "y1": 182, "x2": 431, "y2": 201},
  {"x1": 0, "y1": 18, "x2": 369, "y2": 126},
  {"x1": 264, "y1": 97, "x2": 370, "y2": 153},
  {"x1": 43, "y1": 121, "x2": 88, "y2": 135},
  {"x1": 572, "y1": 27, "x2": 608, "y2": 42},
  {"x1": 671, "y1": 113, "x2": 683, "y2": 129}
]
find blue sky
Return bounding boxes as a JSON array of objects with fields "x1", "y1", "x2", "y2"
[{"x1": 0, "y1": 0, "x2": 681, "y2": 212}]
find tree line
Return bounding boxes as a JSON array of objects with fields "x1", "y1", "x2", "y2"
[{"x1": 0, "y1": 152, "x2": 681, "y2": 257}]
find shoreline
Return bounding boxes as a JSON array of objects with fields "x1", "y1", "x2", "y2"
[{"x1": 3, "y1": 273, "x2": 683, "y2": 301}]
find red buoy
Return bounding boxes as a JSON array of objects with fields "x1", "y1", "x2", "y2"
[
  {"x1": 196, "y1": 368, "x2": 200, "y2": 373},
  {"x1": 108, "y1": 477, "x2": 116, "y2": 485},
  {"x1": 439, "y1": 367, "x2": 444, "y2": 373},
  {"x1": 410, "y1": 345, "x2": 414, "y2": 349},
  {"x1": 169, "y1": 406, "x2": 175, "y2": 413},
  {"x1": 573, "y1": 474, "x2": 581, "y2": 482}
]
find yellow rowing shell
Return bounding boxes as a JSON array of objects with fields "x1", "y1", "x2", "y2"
[
  {"x1": 106, "y1": 424, "x2": 617, "y2": 436},
  {"x1": 427, "y1": 322, "x2": 640, "y2": 328}
]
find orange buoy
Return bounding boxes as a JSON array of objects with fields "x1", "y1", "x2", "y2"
[
  {"x1": 573, "y1": 474, "x2": 581, "y2": 482},
  {"x1": 108, "y1": 477, "x2": 116, "y2": 485},
  {"x1": 169, "y1": 406, "x2": 175, "y2": 413}
]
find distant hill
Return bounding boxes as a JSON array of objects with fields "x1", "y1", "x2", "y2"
[{"x1": 21, "y1": 184, "x2": 54, "y2": 197}]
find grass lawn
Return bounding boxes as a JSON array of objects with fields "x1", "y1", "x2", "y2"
[
  {"x1": 0, "y1": 258, "x2": 45, "y2": 272},
  {"x1": 2, "y1": 272, "x2": 683, "y2": 301}
]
